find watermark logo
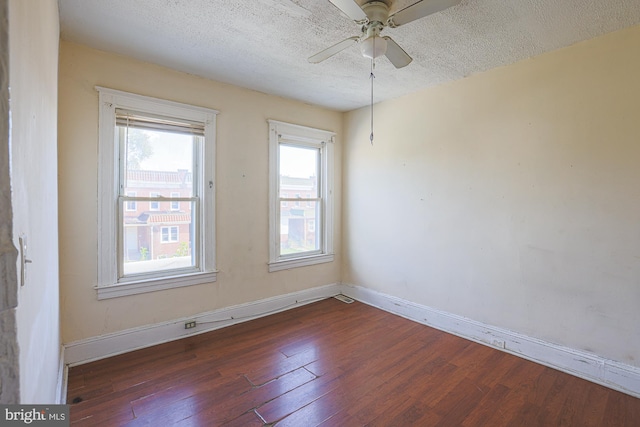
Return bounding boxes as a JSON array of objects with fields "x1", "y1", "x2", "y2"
[{"x1": 1, "y1": 405, "x2": 69, "y2": 426}]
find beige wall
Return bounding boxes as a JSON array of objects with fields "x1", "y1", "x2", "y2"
[
  {"x1": 9, "y1": 0, "x2": 61, "y2": 402},
  {"x1": 343, "y1": 25, "x2": 640, "y2": 367},
  {"x1": 58, "y1": 42, "x2": 342, "y2": 343}
]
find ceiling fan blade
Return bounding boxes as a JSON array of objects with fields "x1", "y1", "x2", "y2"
[
  {"x1": 308, "y1": 36, "x2": 360, "y2": 63},
  {"x1": 388, "y1": 0, "x2": 461, "y2": 27},
  {"x1": 383, "y1": 37, "x2": 412, "y2": 68},
  {"x1": 329, "y1": 0, "x2": 367, "y2": 22}
]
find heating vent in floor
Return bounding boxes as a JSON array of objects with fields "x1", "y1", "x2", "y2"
[{"x1": 334, "y1": 294, "x2": 354, "y2": 304}]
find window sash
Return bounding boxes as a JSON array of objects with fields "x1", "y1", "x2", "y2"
[
  {"x1": 279, "y1": 197, "x2": 321, "y2": 202},
  {"x1": 277, "y1": 143, "x2": 323, "y2": 258},
  {"x1": 116, "y1": 109, "x2": 205, "y2": 136},
  {"x1": 116, "y1": 111, "x2": 201, "y2": 282},
  {"x1": 278, "y1": 199, "x2": 323, "y2": 259},
  {"x1": 117, "y1": 198, "x2": 200, "y2": 281},
  {"x1": 121, "y1": 196, "x2": 196, "y2": 203}
]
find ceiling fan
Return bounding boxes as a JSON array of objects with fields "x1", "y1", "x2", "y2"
[{"x1": 309, "y1": 0, "x2": 462, "y2": 68}]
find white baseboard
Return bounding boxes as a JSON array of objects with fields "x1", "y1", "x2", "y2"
[
  {"x1": 63, "y1": 281, "x2": 640, "y2": 399},
  {"x1": 341, "y1": 284, "x2": 640, "y2": 398},
  {"x1": 64, "y1": 283, "x2": 341, "y2": 366}
]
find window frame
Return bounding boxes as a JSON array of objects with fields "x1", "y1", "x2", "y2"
[
  {"x1": 97, "y1": 87, "x2": 218, "y2": 299},
  {"x1": 267, "y1": 120, "x2": 335, "y2": 272}
]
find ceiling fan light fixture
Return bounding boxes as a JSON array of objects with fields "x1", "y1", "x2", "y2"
[{"x1": 360, "y1": 35, "x2": 387, "y2": 59}]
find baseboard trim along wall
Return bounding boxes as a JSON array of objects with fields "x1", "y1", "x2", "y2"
[
  {"x1": 64, "y1": 283, "x2": 341, "y2": 366},
  {"x1": 340, "y1": 283, "x2": 640, "y2": 399},
  {"x1": 63, "y1": 282, "x2": 639, "y2": 399}
]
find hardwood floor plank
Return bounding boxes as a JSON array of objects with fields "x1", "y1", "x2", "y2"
[
  {"x1": 254, "y1": 369, "x2": 341, "y2": 424},
  {"x1": 124, "y1": 375, "x2": 251, "y2": 426},
  {"x1": 601, "y1": 390, "x2": 640, "y2": 426},
  {"x1": 461, "y1": 383, "x2": 511, "y2": 427},
  {"x1": 244, "y1": 347, "x2": 319, "y2": 386},
  {"x1": 274, "y1": 388, "x2": 348, "y2": 427},
  {"x1": 219, "y1": 411, "x2": 264, "y2": 427},
  {"x1": 130, "y1": 370, "x2": 237, "y2": 417},
  {"x1": 574, "y1": 383, "x2": 609, "y2": 427},
  {"x1": 432, "y1": 378, "x2": 490, "y2": 425},
  {"x1": 184, "y1": 367, "x2": 317, "y2": 425},
  {"x1": 67, "y1": 299, "x2": 640, "y2": 426}
]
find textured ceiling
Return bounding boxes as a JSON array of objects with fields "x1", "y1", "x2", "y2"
[{"x1": 58, "y1": 0, "x2": 640, "y2": 111}]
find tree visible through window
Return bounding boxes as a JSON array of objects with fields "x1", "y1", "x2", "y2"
[
  {"x1": 97, "y1": 87, "x2": 217, "y2": 299},
  {"x1": 119, "y1": 112, "x2": 197, "y2": 277}
]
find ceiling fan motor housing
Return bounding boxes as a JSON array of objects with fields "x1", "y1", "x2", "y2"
[
  {"x1": 359, "y1": 2, "x2": 391, "y2": 59},
  {"x1": 362, "y1": 1, "x2": 390, "y2": 25},
  {"x1": 310, "y1": 0, "x2": 461, "y2": 68}
]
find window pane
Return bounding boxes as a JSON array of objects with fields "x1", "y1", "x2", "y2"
[
  {"x1": 279, "y1": 200, "x2": 320, "y2": 255},
  {"x1": 125, "y1": 191, "x2": 137, "y2": 211},
  {"x1": 150, "y1": 192, "x2": 160, "y2": 211},
  {"x1": 279, "y1": 145, "x2": 319, "y2": 198},
  {"x1": 170, "y1": 192, "x2": 180, "y2": 211},
  {"x1": 122, "y1": 201, "x2": 196, "y2": 276},
  {"x1": 121, "y1": 127, "x2": 196, "y2": 198}
]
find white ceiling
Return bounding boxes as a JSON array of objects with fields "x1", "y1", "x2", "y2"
[{"x1": 58, "y1": 0, "x2": 640, "y2": 111}]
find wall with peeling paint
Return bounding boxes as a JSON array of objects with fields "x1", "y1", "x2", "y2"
[
  {"x1": 343, "y1": 24, "x2": 640, "y2": 368},
  {"x1": 58, "y1": 41, "x2": 342, "y2": 344}
]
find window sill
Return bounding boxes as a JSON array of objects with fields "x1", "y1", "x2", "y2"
[
  {"x1": 95, "y1": 270, "x2": 218, "y2": 300},
  {"x1": 268, "y1": 254, "x2": 334, "y2": 272}
]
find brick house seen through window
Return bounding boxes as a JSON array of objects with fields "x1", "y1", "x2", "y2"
[{"x1": 123, "y1": 169, "x2": 192, "y2": 262}]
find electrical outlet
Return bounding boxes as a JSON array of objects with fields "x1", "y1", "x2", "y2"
[{"x1": 184, "y1": 321, "x2": 196, "y2": 329}]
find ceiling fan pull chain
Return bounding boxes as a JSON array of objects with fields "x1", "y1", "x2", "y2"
[{"x1": 370, "y1": 55, "x2": 375, "y2": 145}]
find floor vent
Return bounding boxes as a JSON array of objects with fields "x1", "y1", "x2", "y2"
[{"x1": 334, "y1": 294, "x2": 354, "y2": 304}]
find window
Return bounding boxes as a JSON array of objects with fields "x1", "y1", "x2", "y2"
[
  {"x1": 97, "y1": 87, "x2": 217, "y2": 299},
  {"x1": 161, "y1": 226, "x2": 179, "y2": 243},
  {"x1": 125, "y1": 191, "x2": 137, "y2": 211},
  {"x1": 149, "y1": 192, "x2": 160, "y2": 211},
  {"x1": 268, "y1": 120, "x2": 334, "y2": 272},
  {"x1": 170, "y1": 192, "x2": 180, "y2": 211}
]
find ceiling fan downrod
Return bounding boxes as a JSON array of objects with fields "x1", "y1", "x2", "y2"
[{"x1": 369, "y1": 41, "x2": 375, "y2": 145}]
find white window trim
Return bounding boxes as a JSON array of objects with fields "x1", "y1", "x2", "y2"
[
  {"x1": 267, "y1": 120, "x2": 334, "y2": 272},
  {"x1": 97, "y1": 87, "x2": 218, "y2": 299}
]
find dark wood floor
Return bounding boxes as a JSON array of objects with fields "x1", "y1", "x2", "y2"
[{"x1": 67, "y1": 298, "x2": 640, "y2": 426}]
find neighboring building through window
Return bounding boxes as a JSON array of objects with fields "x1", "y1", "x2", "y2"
[
  {"x1": 268, "y1": 120, "x2": 334, "y2": 272},
  {"x1": 97, "y1": 87, "x2": 218, "y2": 299}
]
